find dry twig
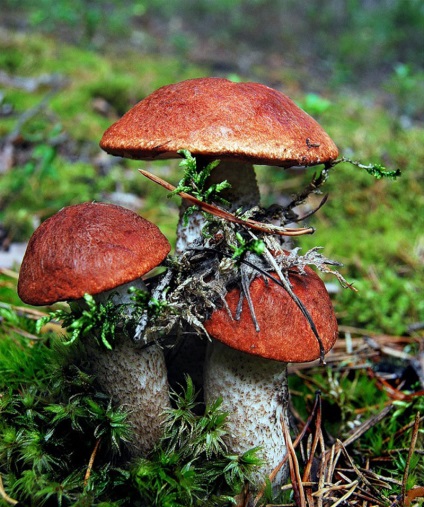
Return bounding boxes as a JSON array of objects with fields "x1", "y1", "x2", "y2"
[
  {"x1": 83, "y1": 437, "x2": 102, "y2": 487},
  {"x1": 139, "y1": 169, "x2": 315, "y2": 237},
  {"x1": 0, "y1": 474, "x2": 18, "y2": 506}
]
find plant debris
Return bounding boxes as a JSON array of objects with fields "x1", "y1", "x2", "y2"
[
  {"x1": 135, "y1": 160, "x2": 353, "y2": 363},
  {"x1": 251, "y1": 394, "x2": 423, "y2": 507}
]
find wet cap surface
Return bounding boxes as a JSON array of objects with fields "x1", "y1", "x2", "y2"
[
  {"x1": 100, "y1": 77, "x2": 338, "y2": 167},
  {"x1": 18, "y1": 202, "x2": 171, "y2": 305}
]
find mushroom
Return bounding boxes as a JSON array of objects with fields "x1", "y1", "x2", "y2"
[
  {"x1": 99, "y1": 77, "x2": 338, "y2": 252},
  {"x1": 99, "y1": 77, "x2": 339, "y2": 391},
  {"x1": 203, "y1": 265, "x2": 338, "y2": 489},
  {"x1": 17, "y1": 201, "x2": 171, "y2": 456}
]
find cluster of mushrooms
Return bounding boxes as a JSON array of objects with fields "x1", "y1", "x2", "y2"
[{"x1": 17, "y1": 77, "x2": 341, "y2": 492}]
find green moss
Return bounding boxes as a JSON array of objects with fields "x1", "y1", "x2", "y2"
[
  {"x1": 0, "y1": 150, "x2": 117, "y2": 241},
  {"x1": 0, "y1": 26, "x2": 423, "y2": 504},
  {"x1": 0, "y1": 30, "x2": 206, "y2": 142}
]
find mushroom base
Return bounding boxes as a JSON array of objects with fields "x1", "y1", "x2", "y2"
[
  {"x1": 86, "y1": 336, "x2": 170, "y2": 456},
  {"x1": 82, "y1": 279, "x2": 171, "y2": 456},
  {"x1": 204, "y1": 341, "x2": 289, "y2": 492}
]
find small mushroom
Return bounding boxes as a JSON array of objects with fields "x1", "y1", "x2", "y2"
[
  {"x1": 17, "y1": 202, "x2": 171, "y2": 456},
  {"x1": 203, "y1": 266, "x2": 338, "y2": 489}
]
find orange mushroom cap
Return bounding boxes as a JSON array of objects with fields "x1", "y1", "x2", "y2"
[
  {"x1": 100, "y1": 77, "x2": 338, "y2": 167},
  {"x1": 204, "y1": 267, "x2": 338, "y2": 363},
  {"x1": 18, "y1": 202, "x2": 171, "y2": 306}
]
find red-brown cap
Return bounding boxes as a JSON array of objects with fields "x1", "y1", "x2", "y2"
[
  {"x1": 100, "y1": 77, "x2": 338, "y2": 167},
  {"x1": 17, "y1": 202, "x2": 171, "y2": 306},
  {"x1": 204, "y1": 267, "x2": 338, "y2": 362}
]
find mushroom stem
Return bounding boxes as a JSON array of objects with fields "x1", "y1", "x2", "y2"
[
  {"x1": 203, "y1": 341, "x2": 290, "y2": 489},
  {"x1": 169, "y1": 160, "x2": 262, "y2": 391},
  {"x1": 175, "y1": 159, "x2": 260, "y2": 254},
  {"x1": 83, "y1": 279, "x2": 171, "y2": 457},
  {"x1": 202, "y1": 265, "x2": 339, "y2": 492},
  {"x1": 86, "y1": 337, "x2": 169, "y2": 456}
]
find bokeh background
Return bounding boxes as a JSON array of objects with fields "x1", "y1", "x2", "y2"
[
  {"x1": 1, "y1": 0, "x2": 423, "y2": 334},
  {"x1": 0, "y1": 2, "x2": 423, "y2": 503}
]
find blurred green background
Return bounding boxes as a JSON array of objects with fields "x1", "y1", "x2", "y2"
[
  {"x1": 1, "y1": 2, "x2": 424, "y2": 505},
  {"x1": 0, "y1": 0, "x2": 423, "y2": 337}
]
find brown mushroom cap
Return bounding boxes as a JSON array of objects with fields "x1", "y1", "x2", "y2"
[
  {"x1": 17, "y1": 202, "x2": 171, "y2": 306},
  {"x1": 204, "y1": 267, "x2": 338, "y2": 363},
  {"x1": 100, "y1": 77, "x2": 338, "y2": 167}
]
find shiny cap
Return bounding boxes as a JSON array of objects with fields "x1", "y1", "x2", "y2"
[
  {"x1": 18, "y1": 202, "x2": 170, "y2": 305},
  {"x1": 100, "y1": 77, "x2": 338, "y2": 167}
]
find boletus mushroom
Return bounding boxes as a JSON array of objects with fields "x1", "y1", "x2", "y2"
[
  {"x1": 203, "y1": 265, "x2": 338, "y2": 489},
  {"x1": 99, "y1": 76, "x2": 339, "y2": 395},
  {"x1": 17, "y1": 202, "x2": 171, "y2": 456},
  {"x1": 99, "y1": 77, "x2": 338, "y2": 252}
]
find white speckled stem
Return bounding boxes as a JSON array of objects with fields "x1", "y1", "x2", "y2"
[
  {"x1": 85, "y1": 279, "x2": 171, "y2": 456},
  {"x1": 203, "y1": 341, "x2": 289, "y2": 489},
  {"x1": 87, "y1": 337, "x2": 170, "y2": 456}
]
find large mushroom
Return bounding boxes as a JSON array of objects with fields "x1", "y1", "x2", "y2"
[
  {"x1": 17, "y1": 201, "x2": 171, "y2": 456},
  {"x1": 203, "y1": 265, "x2": 338, "y2": 488},
  {"x1": 99, "y1": 76, "x2": 339, "y2": 392}
]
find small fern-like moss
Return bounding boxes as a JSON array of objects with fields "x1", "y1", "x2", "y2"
[{"x1": 0, "y1": 322, "x2": 262, "y2": 506}]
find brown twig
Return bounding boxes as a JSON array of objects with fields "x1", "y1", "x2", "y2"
[
  {"x1": 0, "y1": 268, "x2": 19, "y2": 280},
  {"x1": 0, "y1": 474, "x2": 18, "y2": 506},
  {"x1": 254, "y1": 392, "x2": 323, "y2": 506},
  {"x1": 283, "y1": 422, "x2": 306, "y2": 507},
  {"x1": 302, "y1": 394, "x2": 323, "y2": 506},
  {"x1": 139, "y1": 169, "x2": 315, "y2": 237},
  {"x1": 382, "y1": 415, "x2": 424, "y2": 445},
  {"x1": 316, "y1": 414, "x2": 327, "y2": 507},
  {"x1": 3, "y1": 324, "x2": 42, "y2": 341},
  {"x1": 404, "y1": 486, "x2": 424, "y2": 507},
  {"x1": 401, "y1": 412, "x2": 421, "y2": 505},
  {"x1": 84, "y1": 437, "x2": 101, "y2": 487},
  {"x1": 342, "y1": 404, "x2": 394, "y2": 447},
  {"x1": 0, "y1": 301, "x2": 49, "y2": 319},
  {"x1": 367, "y1": 368, "x2": 424, "y2": 401}
]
